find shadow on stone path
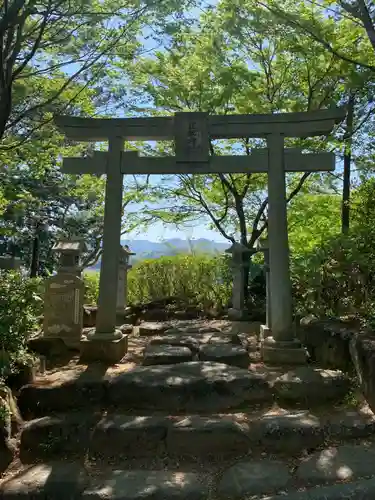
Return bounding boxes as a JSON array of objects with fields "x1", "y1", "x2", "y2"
[{"x1": 3, "y1": 320, "x2": 375, "y2": 499}]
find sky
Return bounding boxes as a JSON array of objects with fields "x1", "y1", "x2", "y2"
[
  {"x1": 119, "y1": 1, "x2": 226, "y2": 242},
  {"x1": 56, "y1": 1, "x2": 226, "y2": 243}
]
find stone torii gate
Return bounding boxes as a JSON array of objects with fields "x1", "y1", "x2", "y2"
[{"x1": 55, "y1": 109, "x2": 345, "y2": 363}]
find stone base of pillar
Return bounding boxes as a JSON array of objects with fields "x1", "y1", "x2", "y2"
[
  {"x1": 261, "y1": 334, "x2": 307, "y2": 365},
  {"x1": 228, "y1": 308, "x2": 250, "y2": 321},
  {"x1": 80, "y1": 331, "x2": 128, "y2": 364},
  {"x1": 60, "y1": 336, "x2": 82, "y2": 350},
  {"x1": 42, "y1": 335, "x2": 81, "y2": 351},
  {"x1": 259, "y1": 324, "x2": 271, "y2": 341}
]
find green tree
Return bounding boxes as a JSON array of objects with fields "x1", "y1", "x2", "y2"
[
  {"x1": 0, "y1": 136, "x2": 150, "y2": 274},
  {"x1": 120, "y1": 12, "x2": 348, "y2": 301},
  {"x1": 288, "y1": 192, "x2": 341, "y2": 257},
  {"x1": 125, "y1": 4, "x2": 349, "y2": 261},
  {"x1": 0, "y1": 0, "x2": 199, "y2": 145},
  {"x1": 253, "y1": 0, "x2": 375, "y2": 72},
  {"x1": 0, "y1": 0, "x2": 199, "y2": 273},
  {"x1": 248, "y1": 0, "x2": 375, "y2": 231}
]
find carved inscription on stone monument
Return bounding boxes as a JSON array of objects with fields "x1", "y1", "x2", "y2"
[{"x1": 43, "y1": 273, "x2": 84, "y2": 341}]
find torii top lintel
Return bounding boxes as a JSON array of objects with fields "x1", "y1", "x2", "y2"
[{"x1": 54, "y1": 108, "x2": 346, "y2": 142}]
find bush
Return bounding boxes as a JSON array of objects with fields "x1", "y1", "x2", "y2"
[
  {"x1": 0, "y1": 271, "x2": 43, "y2": 380},
  {"x1": 293, "y1": 230, "x2": 375, "y2": 320},
  {"x1": 289, "y1": 180, "x2": 375, "y2": 322},
  {"x1": 82, "y1": 253, "x2": 267, "y2": 315},
  {"x1": 83, "y1": 271, "x2": 100, "y2": 305},
  {"x1": 127, "y1": 253, "x2": 232, "y2": 311}
]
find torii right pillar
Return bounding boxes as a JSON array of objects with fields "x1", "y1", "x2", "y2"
[
  {"x1": 258, "y1": 135, "x2": 302, "y2": 363},
  {"x1": 260, "y1": 133, "x2": 305, "y2": 364}
]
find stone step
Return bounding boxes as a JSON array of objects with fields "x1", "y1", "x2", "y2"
[
  {"x1": 138, "y1": 322, "x2": 226, "y2": 338},
  {"x1": 19, "y1": 408, "x2": 375, "y2": 463},
  {"x1": 142, "y1": 344, "x2": 194, "y2": 365},
  {"x1": 148, "y1": 331, "x2": 246, "y2": 353},
  {"x1": 3, "y1": 452, "x2": 375, "y2": 500},
  {"x1": 149, "y1": 334, "x2": 205, "y2": 353},
  {"x1": 138, "y1": 322, "x2": 170, "y2": 336},
  {"x1": 198, "y1": 344, "x2": 249, "y2": 368},
  {"x1": 17, "y1": 362, "x2": 352, "y2": 417},
  {"x1": 18, "y1": 361, "x2": 273, "y2": 416},
  {"x1": 165, "y1": 325, "x2": 221, "y2": 335},
  {"x1": 142, "y1": 342, "x2": 250, "y2": 368}
]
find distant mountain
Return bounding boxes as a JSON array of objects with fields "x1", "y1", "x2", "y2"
[{"x1": 90, "y1": 238, "x2": 229, "y2": 270}]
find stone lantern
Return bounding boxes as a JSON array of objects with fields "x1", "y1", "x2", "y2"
[
  {"x1": 225, "y1": 242, "x2": 256, "y2": 320},
  {"x1": 256, "y1": 237, "x2": 271, "y2": 336},
  {"x1": 52, "y1": 238, "x2": 86, "y2": 277},
  {"x1": 116, "y1": 245, "x2": 136, "y2": 313},
  {"x1": 43, "y1": 237, "x2": 86, "y2": 348}
]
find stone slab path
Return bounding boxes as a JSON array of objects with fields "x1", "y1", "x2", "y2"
[
  {"x1": 143, "y1": 344, "x2": 193, "y2": 365},
  {"x1": 4, "y1": 445, "x2": 375, "y2": 500},
  {"x1": 198, "y1": 344, "x2": 249, "y2": 368},
  {"x1": 18, "y1": 407, "x2": 375, "y2": 463},
  {"x1": 217, "y1": 459, "x2": 291, "y2": 497},
  {"x1": 107, "y1": 361, "x2": 272, "y2": 412},
  {"x1": 4, "y1": 319, "x2": 375, "y2": 500},
  {"x1": 296, "y1": 443, "x2": 375, "y2": 483},
  {"x1": 82, "y1": 470, "x2": 208, "y2": 500},
  {"x1": 17, "y1": 361, "x2": 353, "y2": 417},
  {"x1": 149, "y1": 334, "x2": 203, "y2": 353}
]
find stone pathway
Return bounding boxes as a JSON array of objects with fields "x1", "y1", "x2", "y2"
[
  {"x1": 217, "y1": 459, "x2": 291, "y2": 497},
  {"x1": 3, "y1": 319, "x2": 375, "y2": 499},
  {"x1": 84, "y1": 470, "x2": 208, "y2": 500},
  {"x1": 106, "y1": 361, "x2": 272, "y2": 412},
  {"x1": 143, "y1": 344, "x2": 193, "y2": 365},
  {"x1": 199, "y1": 344, "x2": 249, "y2": 368},
  {"x1": 296, "y1": 443, "x2": 375, "y2": 483},
  {"x1": 4, "y1": 443, "x2": 375, "y2": 499},
  {"x1": 18, "y1": 406, "x2": 375, "y2": 461}
]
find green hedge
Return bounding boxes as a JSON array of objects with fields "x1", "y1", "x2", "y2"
[
  {"x1": 83, "y1": 254, "x2": 232, "y2": 311},
  {"x1": 291, "y1": 231, "x2": 375, "y2": 322},
  {"x1": 290, "y1": 179, "x2": 375, "y2": 323},
  {"x1": 83, "y1": 270, "x2": 100, "y2": 305},
  {"x1": 0, "y1": 271, "x2": 42, "y2": 379},
  {"x1": 127, "y1": 253, "x2": 232, "y2": 309},
  {"x1": 83, "y1": 228, "x2": 375, "y2": 324}
]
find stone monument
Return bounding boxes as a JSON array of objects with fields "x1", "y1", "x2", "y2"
[
  {"x1": 116, "y1": 245, "x2": 135, "y2": 313},
  {"x1": 43, "y1": 274, "x2": 84, "y2": 349}
]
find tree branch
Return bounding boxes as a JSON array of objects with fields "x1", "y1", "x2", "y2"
[{"x1": 257, "y1": 0, "x2": 375, "y2": 72}]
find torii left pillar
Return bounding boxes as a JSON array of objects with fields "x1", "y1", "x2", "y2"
[{"x1": 81, "y1": 137, "x2": 128, "y2": 363}]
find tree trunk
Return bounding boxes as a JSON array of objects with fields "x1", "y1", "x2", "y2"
[
  {"x1": 341, "y1": 93, "x2": 355, "y2": 234},
  {"x1": 243, "y1": 252, "x2": 250, "y2": 305},
  {"x1": 30, "y1": 234, "x2": 39, "y2": 278}
]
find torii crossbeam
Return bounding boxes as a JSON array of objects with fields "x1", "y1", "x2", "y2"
[{"x1": 55, "y1": 109, "x2": 345, "y2": 364}]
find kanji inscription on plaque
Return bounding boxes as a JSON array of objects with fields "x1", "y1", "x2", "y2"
[{"x1": 174, "y1": 112, "x2": 209, "y2": 163}]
